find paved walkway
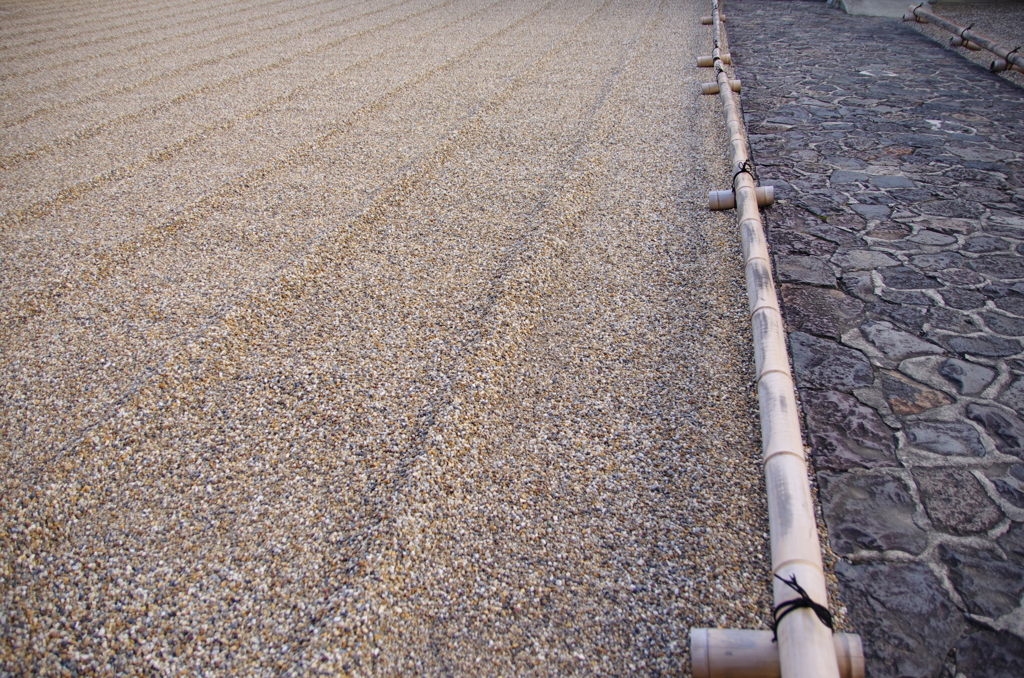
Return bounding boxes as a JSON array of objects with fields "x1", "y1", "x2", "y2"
[
  {"x1": 1, "y1": 0, "x2": 769, "y2": 674},
  {"x1": 728, "y1": 1, "x2": 1024, "y2": 676}
]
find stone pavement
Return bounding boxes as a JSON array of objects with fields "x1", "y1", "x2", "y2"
[{"x1": 726, "y1": 1, "x2": 1024, "y2": 676}]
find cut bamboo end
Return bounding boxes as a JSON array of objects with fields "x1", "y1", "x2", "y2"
[
  {"x1": 698, "y1": 54, "x2": 733, "y2": 67},
  {"x1": 950, "y1": 35, "x2": 981, "y2": 50},
  {"x1": 701, "y1": 80, "x2": 742, "y2": 96},
  {"x1": 689, "y1": 628, "x2": 865, "y2": 678},
  {"x1": 991, "y1": 58, "x2": 1024, "y2": 74},
  {"x1": 708, "y1": 186, "x2": 773, "y2": 211}
]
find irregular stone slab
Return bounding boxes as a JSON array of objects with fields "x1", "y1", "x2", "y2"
[
  {"x1": 987, "y1": 464, "x2": 1024, "y2": 509},
  {"x1": 861, "y1": 320, "x2": 943, "y2": 360},
  {"x1": 775, "y1": 255, "x2": 837, "y2": 287},
  {"x1": 969, "y1": 256, "x2": 1024, "y2": 281},
  {"x1": 870, "y1": 174, "x2": 914, "y2": 189},
  {"x1": 790, "y1": 332, "x2": 873, "y2": 391},
  {"x1": 910, "y1": 252, "x2": 964, "y2": 272},
  {"x1": 955, "y1": 631, "x2": 1024, "y2": 678},
  {"x1": 802, "y1": 390, "x2": 897, "y2": 471},
  {"x1": 927, "y1": 307, "x2": 983, "y2": 334},
  {"x1": 819, "y1": 471, "x2": 928, "y2": 555},
  {"x1": 906, "y1": 230, "x2": 956, "y2": 246},
  {"x1": 939, "y1": 358, "x2": 997, "y2": 395},
  {"x1": 770, "y1": 229, "x2": 838, "y2": 256},
  {"x1": 911, "y1": 216, "x2": 977, "y2": 235},
  {"x1": 851, "y1": 203, "x2": 891, "y2": 220},
  {"x1": 998, "y1": 376, "x2": 1024, "y2": 413},
  {"x1": 830, "y1": 249, "x2": 898, "y2": 271},
  {"x1": 879, "y1": 266, "x2": 940, "y2": 290},
  {"x1": 982, "y1": 312, "x2": 1024, "y2": 336},
  {"x1": 936, "y1": 268, "x2": 985, "y2": 286},
  {"x1": 983, "y1": 282, "x2": 1024, "y2": 316},
  {"x1": 832, "y1": 170, "x2": 869, "y2": 184},
  {"x1": 998, "y1": 521, "x2": 1024, "y2": 563},
  {"x1": 913, "y1": 468, "x2": 1003, "y2": 535},
  {"x1": 869, "y1": 300, "x2": 928, "y2": 331},
  {"x1": 903, "y1": 420, "x2": 986, "y2": 457},
  {"x1": 938, "y1": 288, "x2": 987, "y2": 310},
  {"x1": 964, "y1": 236, "x2": 1011, "y2": 253},
  {"x1": 835, "y1": 561, "x2": 964, "y2": 678},
  {"x1": 919, "y1": 199, "x2": 984, "y2": 219},
  {"x1": 780, "y1": 285, "x2": 864, "y2": 339},
  {"x1": 841, "y1": 272, "x2": 876, "y2": 302},
  {"x1": 880, "y1": 370, "x2": 953, "y2": 415},
  {"x1": 967, "y1": 404, "x2": 1024, "y2": 459},
  {"x1": 939, "y1": 545, "x2": 1024, "y2": 619},
  {"x1": 933, "y1": 334, "x2": 1023, "y2": 358}
]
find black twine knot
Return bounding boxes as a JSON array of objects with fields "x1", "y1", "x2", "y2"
[
  {"x1": 960, "y1": 23, "x2": 974, "y2": 39},
  {"x1": 770, "y1": 574, "x2": 834, "y2": 642},
  {"x1": 732, "y1": 160, "x2": 758, "y2": 187}
]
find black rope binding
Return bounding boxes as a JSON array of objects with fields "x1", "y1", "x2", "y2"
[
  {"x1": 732, "y1": 159, "x2": 759, "y2": 188},
  {"x1": 770, "y1": 574, "x2": 834, "y2": 642},
  {"x1": 959, "y1": 23, "x2": 974, "y2": 39}
]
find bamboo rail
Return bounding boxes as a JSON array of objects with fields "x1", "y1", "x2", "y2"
[
  {"x1": 905, "y1": 3, "x2": 1024, "y2": 74},
  {"x1": 689, "y1": 2, "x2": 862, "y2": 677}
]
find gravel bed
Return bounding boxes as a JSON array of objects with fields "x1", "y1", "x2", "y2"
[{"x1": 2, "y1": 0, "x2": 773, "y2": 674}]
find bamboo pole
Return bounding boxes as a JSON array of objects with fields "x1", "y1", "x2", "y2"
[
  {"x1": 703, "y1": 3, "x2": 843, "y2": 678},
  {"x1": 690, "y1": 628, "x2": 864, "y2": 678},
  {"x1": 906, "y1": 3, "x2": 1024, "y2": 73}
]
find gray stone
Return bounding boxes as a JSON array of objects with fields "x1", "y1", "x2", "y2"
[
  {"x1": 819, "y1": 471, "x2": 928, "y2": 555},
  {"x1": 802, "y1": 390, "x2": 897, "y2": 471},
  {"x1": 933, "y1": 334, "x2": 1023, "y2": 358},
  {"x1": 904, "y1": 421, "x2": 986, "y2": 457},
  {"x1": 840, "y1": 272, "x2": 875, "y2": 302},
  {"x1": 913, "y1": 468, "x2": 1004, "y2": 535},
  {"x1": 920, "y1": 199, "x2": 985, "y2": 219},
  {"x1": 961, "y1": 186, "x2": 1011, "y2": 204},
  {"x1": 851, "y1": 203, "x2": 891, "y2": 220},
  {"x1": 878, "y1": 288, "x2": 934, "y2": 306},
  {"x1": 998, "y1": 376, "x2": 1024, "y2": 413},
  {"x1": 939, "y1": 358, "x2": 997, "y2": 395},
  {"x1": 775, "y1": 255, "x2": 837, "y2": 287},
  {"x1": 982, "y1": 312, "x2": 1024, "y2": 336},
  {"x1": 769, "y1": 229, "x2": 838, "y2": 257},
  {"x1": 983, "y1": 282, "x2": 1024, "y2": 316},
  {"x1": 910, "y1": 252, "x2": 964, "y2": 272},
  {"x1": 780, "y1": 285, "x2": 863, "y2": 339},
  {"x1": 870, "y1": 174, "x2": 915, "y2": 189},
  {"x1": 869, "y1": 300, "x2": 929, "y2": 331},
  {"x1": 987, "y1": 465, "x2": 1024, "y2": 509},
  {"x1": 826, "y1": 212, "x2": 867, "y2": 231},
  {"x1": 879, "y1": 266, "x2": 940, "y2": 290},
  {"x1": 911, "y1": 216, "x2": 977, "y2": 235},
  {"x1": 998, "y1": 521, "x2": 1024, "y2": 563},
  {"x1": 907, "y1": 230, "x2": 957, "y2": 246},
  {"x1": 832, "y1": 170, "x2": 869, "y2": 183},
  {"x1": 829, "y1": 249, "x2": 897, "y2": 271},
  {"x1": 938, "y1": 288, "x2": 987, "y2": 310},
  {"x1": 967, "y1": 404, "x2": 1024, "y2": 459},
  {"x1": 956, "y1": 631, "x2": 1024, "y2": 678},
  {"x1": 835, "y1": 561, "x2": 964, "y2": 678},
  {"x1": 936, "y1": 268, "x2": 985, "y2": 286},
  {"x1": 927, "y1": 307, "x2": 983, "y2": 334},
  {"x1": 970, "y1": 256, "x2": 1024, "y2": 281},
  {"x1": 789, "y1": 332, "x2": 873, "y2": 391},
  {"x1": 866, "y1": 221, "x2": 911, "y2": 240},
  {"x1": 861, "y1": 320, "x2": 943, "y2": 360},
  {"x1": 880, "y1": 370, "x2": 954, "y2": 415},
  {"x1": 939, "y1": 545, "x2": 1024, "y2": 619},
  {"x1": 964, "y1": 236, "x2": 1011, "y2": 253}
]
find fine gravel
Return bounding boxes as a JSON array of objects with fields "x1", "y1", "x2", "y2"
[{"x1": 1, "y1": 0, "x2": 774, "y2": 674}]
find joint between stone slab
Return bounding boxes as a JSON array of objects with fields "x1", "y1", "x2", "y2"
[{"x1": 757, "y1": 368, "x2": 794, "y2": 384}]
